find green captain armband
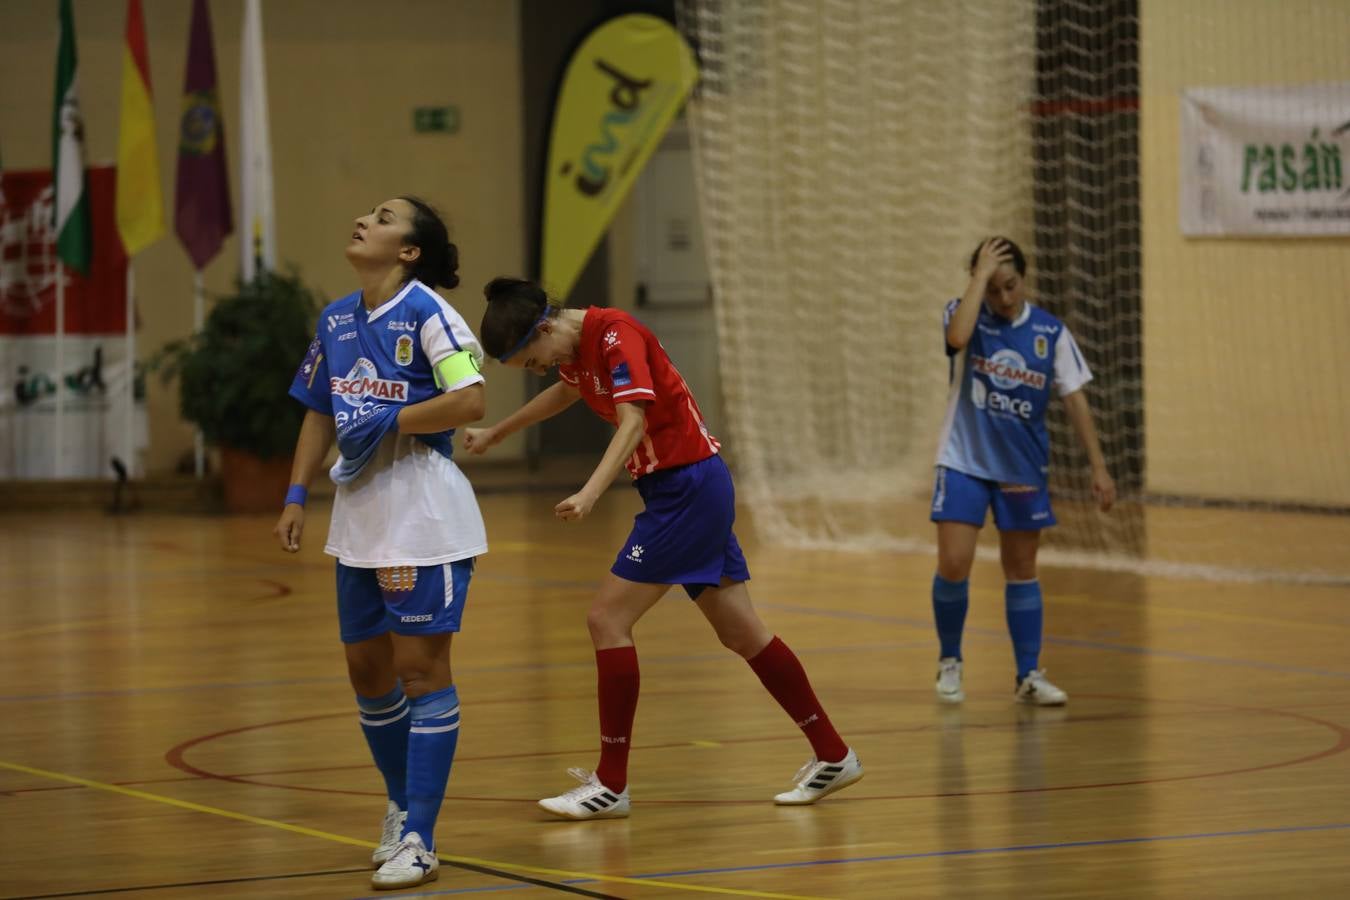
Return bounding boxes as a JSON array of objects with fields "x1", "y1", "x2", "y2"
[{"x1": 433, "y1": 350, "x2": 482, "y2": 390}]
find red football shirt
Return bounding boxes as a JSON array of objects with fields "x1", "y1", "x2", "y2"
[{"x1": 558, "y1": 307, "x2": 720, "y2": 478}]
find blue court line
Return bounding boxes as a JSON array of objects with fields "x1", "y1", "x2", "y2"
[
  {"x1": 351, "y1": 822, "x2": 1350, "y2": 898},
  {"x1": 757, "y1": 601, "x2": 1350, "y2": 681}
]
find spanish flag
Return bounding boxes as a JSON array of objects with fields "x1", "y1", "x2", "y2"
[{"x1": 115, "y1": 0, "x2": 165, "y2": 257}]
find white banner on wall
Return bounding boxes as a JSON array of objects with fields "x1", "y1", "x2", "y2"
[{"x1": 1180, "y1": 81, "x2": 1350, "y2": 237}]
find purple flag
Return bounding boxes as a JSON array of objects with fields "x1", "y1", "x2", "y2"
[{"x1": 174, "y1": 0, "x2": 232, "y2": 270}]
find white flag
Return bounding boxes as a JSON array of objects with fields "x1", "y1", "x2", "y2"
[{"x1": 239, "y1": 0, "x2": 275, "y2": 280}]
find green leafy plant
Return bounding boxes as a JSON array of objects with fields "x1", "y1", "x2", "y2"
[{"x1": 151, "y1": 270, "x2": 322, "y2": 460}]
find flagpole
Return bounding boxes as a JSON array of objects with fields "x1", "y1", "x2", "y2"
[
  {"x1": 125, "y1": 262, "x2": 135, "y2": 476},
  {"x1": 193, "y1": 270, "x2": 204, "y2": 478},
  {"x1": 55, "y1": 265, "x2": 65, "y2": 479}
]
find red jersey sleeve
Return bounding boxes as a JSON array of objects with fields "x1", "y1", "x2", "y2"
[{"x1": 600, "y1": 322, "x2": 656, "y2": 405}]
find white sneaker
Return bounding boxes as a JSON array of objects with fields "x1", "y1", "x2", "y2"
[
  {"x1": 773, "y1": 747, "x2": 864, "y2": 805},
  {"x1": 1015, "y1": 669, "x2": 1068, "y2": 706},
  {"x1": 935, "y1": 657, "x2": 964, "y2": 703},
  {"x1": 371, "y1": 831, "x2": 438, "y2": 890},
  {"x1": 538, "y1": 768, "x2": 630, "y2": 820},
  {"x1": 371, "y1": 800, "x2": 407, "y2": 868}
]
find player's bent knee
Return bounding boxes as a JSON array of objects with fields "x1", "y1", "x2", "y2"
[{"x1": 586, "y1": 606, "x2": 632, "y2": 647}]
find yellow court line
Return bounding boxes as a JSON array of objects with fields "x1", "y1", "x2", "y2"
[{"x1": 0, "y1": 758, "x2": 834, "y2": 900}]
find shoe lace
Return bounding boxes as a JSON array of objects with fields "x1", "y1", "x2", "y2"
[
  {"x1": 385, "y1": 838, "x2": 426, "y2": 868},
  {"x1": 558, "y1": 767, "x2": 600, "y2": 800},
  {"x1": 379, "y1": 808, "x2": 404, "y2": 842},
  {"x1": 790, "y1": 757, "x2": 822, "y2": 786}
]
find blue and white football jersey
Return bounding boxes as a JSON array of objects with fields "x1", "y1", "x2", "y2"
[
  {"x1": 935, "y1": 300, "x2": 1091, "y2": 488},
  {"x1": 289, "y1": 278, "x2": 484, "y2": 461}
]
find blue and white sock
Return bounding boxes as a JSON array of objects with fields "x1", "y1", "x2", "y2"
[
  {"x1": 932, "y1": 574, "x2": 970, "y2": 660},
  {"x1": 404, "y1": 684, "x2": 460, "y2": 850},
  {"x1": 357, "y1": 686, "x2": 409, "y2": 810},
  {"x1": 1005, "y1": 580, "x2": 1044, "y2": 679}
]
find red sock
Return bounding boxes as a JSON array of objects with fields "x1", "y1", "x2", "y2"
[
  {"x1": 594, "y1": 646, "x2": 640, "y2": 792},
  {"x1": 747, "y1": 636, "x2": 849, "y2": 762}
]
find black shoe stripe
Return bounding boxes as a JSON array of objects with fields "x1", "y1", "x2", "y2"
[
  {"x1": 823, "y1": 766, "x2": 843, "y2": 774},
  {"x1": 808, "y1": 780, "x2": 828, "y2": 788},
  {"x1": 581, "y1": 800, "x2": 598, "y2": 812},
  {"x1": 600, "y1": 792, "x2": 617, "y2": 803}
]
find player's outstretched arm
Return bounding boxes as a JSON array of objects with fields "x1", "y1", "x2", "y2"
[
  {"x1": 398, "y1": 384, "x2": 486, "y2": 435},
  {"x1": 463, "y1": 380, "x2": 581, "y2": 455},
  {"x1": 1063, "y1": 389, "x2": 1116, "y2": 512},
  {"x1": 273, "y1": 409, "x2": 336, "y2": 552},
  {"x1": 555, "y1": 400, "x2": 646, "y2": 521},
  {"x1": 947, "y1": 238, "x2": 1013, "y2": 351}
]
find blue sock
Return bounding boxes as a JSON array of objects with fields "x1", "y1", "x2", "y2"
[
  {"x1": 932, "y1": 574, "x2": 969, "y2": 660},
  {"x1": 1005, "y1": 580, "x2": 1044, "y2": 679},
  {"x1": 356, "y1": 686, "x2": 409, "y2": 810},
  {"x1": 404, "y1": 685, "x2": 460, "y2": 850}
]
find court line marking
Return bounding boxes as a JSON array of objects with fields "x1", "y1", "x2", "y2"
[
  {"x1": 153, "y1": 697, "x2": 1347, "y2": 806},
  {"x1": 0, "y1": 759, "x2": 833, "y2": 900},
  {"x1": 364, "y1": 822, "x2": 1350, "y2": 897},
  {"x1": 753, "y1": 601, "x2": 1350, "y2": 680},
  {"x1": 1, "y1": 867, "x2": 370, "y2": 900},
  {"x1": 620, "y1": 821, "x2": 1350, "y2": 878}
]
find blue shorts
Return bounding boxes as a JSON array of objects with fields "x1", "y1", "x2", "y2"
[
  {"x1": 335, "y1": 558, "x2": 474, "y2": 644},
  {"x1": 611, "y1": 454, "x2": 751, "y2": 599},
  {"x1": 929, "y1": 466, "x2": 1056, "y2": 531}
]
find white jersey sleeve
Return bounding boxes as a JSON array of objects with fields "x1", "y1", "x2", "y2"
[
  {"x1": 420, "y1": 297, "x2": 485, "y2": 392},
  {"x1": 1053, "y1": 326, "x2": 1093, "y2": 396}
]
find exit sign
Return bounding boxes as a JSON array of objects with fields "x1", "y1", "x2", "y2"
[{"x1": 413, "y1": 106, "x2": 460, "y2": 134}]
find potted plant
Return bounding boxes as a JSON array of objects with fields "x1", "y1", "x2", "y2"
[{"x1": 152, "y1": 270, "x2": 321, "y2": 513}]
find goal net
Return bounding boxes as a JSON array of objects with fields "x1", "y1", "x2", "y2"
[{"x1": 676, "y1": 0, "x2": 1350, "y2": 583}]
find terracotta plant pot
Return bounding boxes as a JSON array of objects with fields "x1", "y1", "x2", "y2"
[{"x1": 220, "y1": 446, "x2": 293, "y2": 514}]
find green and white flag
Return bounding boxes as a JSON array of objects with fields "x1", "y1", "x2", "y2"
[{"x1": 52, "y1": 0, "x2": 91, "y2": 273}]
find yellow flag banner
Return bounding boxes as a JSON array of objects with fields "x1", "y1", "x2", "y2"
[
  {"x1": 115, "y1": 0, "x2": 165, "y2": 256},
  {"x1": 542, "y1": 14, "x2": 697, "y2": 300}
]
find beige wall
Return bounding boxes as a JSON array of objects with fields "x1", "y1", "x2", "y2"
[
  {"x1": 1141, "y1": 0, "x2": 1350, "y2": 505},
  {"x1": 0, "y1": 0, "x2": 529, "y2": 473}
]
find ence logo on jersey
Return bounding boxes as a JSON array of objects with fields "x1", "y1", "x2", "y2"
[
  {"x1": 972, "y1": 349, "x2": 1047, "y2": 391},
  {"x1": 971, "y1": 377, "x2": 1033, "y2": 419},
  {"x1": 331, "y1": 358, "x2": 409, "y2": 406}
]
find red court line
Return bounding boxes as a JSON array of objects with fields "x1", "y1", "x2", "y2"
[{"x1": 148, "y1": 695, "x2": 1349, "y2": 806}]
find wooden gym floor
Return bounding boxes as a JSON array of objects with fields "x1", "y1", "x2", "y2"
[{"x1": 1, "y1": 487, "x2": 1348, "y2": 898}]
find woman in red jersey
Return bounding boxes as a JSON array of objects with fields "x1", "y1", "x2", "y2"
[{"x1": 464, "y1": 277, "x2": 862, "y2": 820}]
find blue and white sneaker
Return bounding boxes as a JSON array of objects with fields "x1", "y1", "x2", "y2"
[
  {"x1": 371, "y1": 800, "x2": 406, "y2": 867},
  {"x1": 935, "y1": 657, "x2": 964, "y2": 703},
  {"x1": 371, "y1": 831, "x2": 438, "y2": 890},
  {"x1": 1015, "y1": 669, "x2": 1068, "y2": 706}
]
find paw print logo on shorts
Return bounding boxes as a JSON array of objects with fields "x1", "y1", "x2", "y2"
[
  {"x1": 626, "y1": 544, "x2": 644, "y2": 563},
  {"x1": 603, "y1": 329, "x2": 620, "y2": 348}
]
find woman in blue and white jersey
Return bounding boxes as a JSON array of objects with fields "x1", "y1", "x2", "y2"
[
  {"x1": 929, "y1": 237, "x2": 1116, "y2": 708},
  {"x1": 273, "y1": 197, "x2": 485, "y2": 890}
]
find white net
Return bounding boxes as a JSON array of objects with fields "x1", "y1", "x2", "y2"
[{"x1": 677, "y1": 0, "x2": 1350, "y2": 583}]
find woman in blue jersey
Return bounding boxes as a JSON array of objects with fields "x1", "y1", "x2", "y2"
[
  {"x1": 930, "y1": 237, "x2": 1115, "y2": 707},
  {"x1": 272, "y1": 197, "x2": 486, "y2": 890}
]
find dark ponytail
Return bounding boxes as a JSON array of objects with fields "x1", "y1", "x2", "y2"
[
  {"x1": 480, "y1": 277, "x2": 559, "y2": 361},
  {"x1": 398, "y1": 195, "x2": 460, "y2": 289}
]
